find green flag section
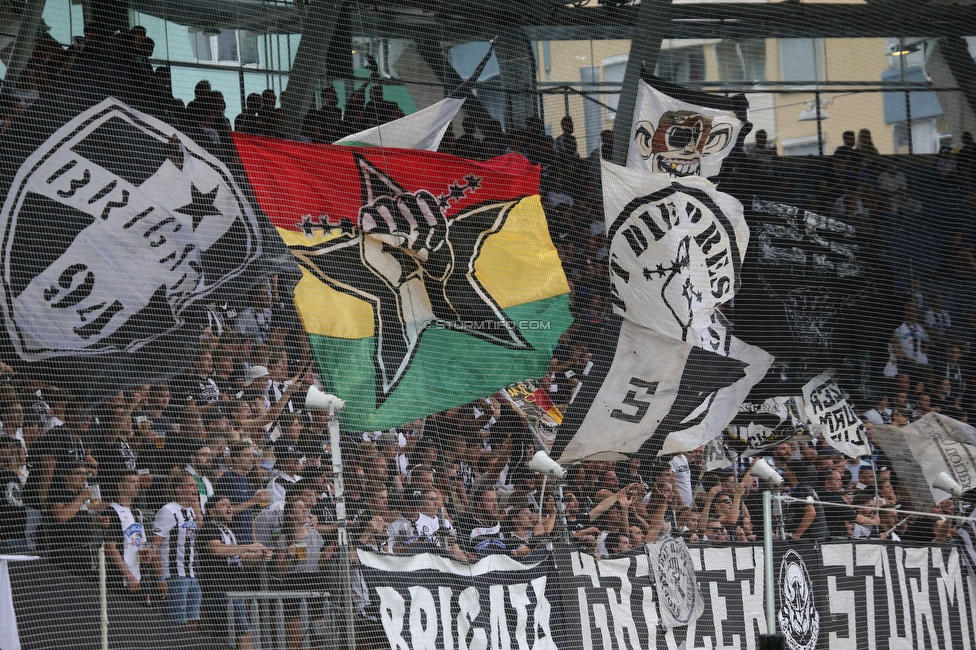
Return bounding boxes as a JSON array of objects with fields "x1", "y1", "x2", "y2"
[
  {"x1": 308, "y1": 296, "x2": 570, "y2": 431},
  {"x1": 233, "y1": 134, "x2": 572, "y2": 432}
]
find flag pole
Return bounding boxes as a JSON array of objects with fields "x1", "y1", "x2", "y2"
[
  {"x1": 610, "y1": 0, "x2": 675, "y2": 166},
  {"x1": 449, "y1": 37, "x2": 498, "y2": 99}
]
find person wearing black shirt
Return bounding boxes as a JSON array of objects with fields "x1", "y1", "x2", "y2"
[
  {"x1": 818, "y1": 469, "x2": 855, "y2": 539},
  {"x1": 92, "y1": 402, "x2": 140, "y2": 491},
  {"x1": 22, "y1": 395, "x2": 93, "y2": 511},
  {"x1": 45, "y1": 463, "x2": 103, "y2": 571},
  {"x1": 213, "y1": 348, "x2": 244, "y2": 400},
  {"x1": 784, "y1": 461, "x2": 829, "y2": 541},
  {"x1": 199, "y1": 495, "x2": 272, "y2": 650},
  {"x1": 0, "y1": 435, "x2": 28, "y2": 551},
  {"x1": 169, "y1": 350, "x2": 221, "y2": 414},
  {"x1": 457, "y1": 485, "x2": 507, "y2": 557}
]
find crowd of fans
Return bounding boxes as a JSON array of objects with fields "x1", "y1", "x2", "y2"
[{"x1": 3, "y1": 22, "x2": 976, "y2": 648}]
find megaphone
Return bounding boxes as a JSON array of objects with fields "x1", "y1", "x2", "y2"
[
  {"x1": 305, "y1": 385, "x2": 346, "y2": 414},
  {"x1": 932, "y1": 471, "x2": 964, "y2": 498},
  {"x1": 528, "y1": 450, "x2": 567, "y2": 480},
  {"x1": 749, "y1": 458, "x2": 784, "y2": 488}
]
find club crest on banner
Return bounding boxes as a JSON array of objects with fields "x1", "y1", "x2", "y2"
[
  {"x1": 649, "y1": 536, "x2": 702, "y2": 628},
  {"x1": 604, "y1": 168, "x2": 748, "y2": 354},
  {"x1": 0, "y1": 98, "x2": 263, "y2": 362},
  {"x1": 778, "y1": 549, "x2": 820, "y2": 650}
]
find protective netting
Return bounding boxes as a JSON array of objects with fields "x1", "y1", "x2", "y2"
[{"x1": 1, "y1": 1, "x2": 976, "y2": 649}]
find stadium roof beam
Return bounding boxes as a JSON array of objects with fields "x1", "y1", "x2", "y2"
[
  {"x1": 280, "y1": 0, "x2": 344, "y2": 139},
  {"x1": 126, "y1": 0, "x2": 976, "y2": 39}
]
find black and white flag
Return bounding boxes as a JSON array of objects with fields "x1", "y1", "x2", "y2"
[
  {"x1": 602, "y1": 160, "x2": 749, "y2": 356},
  {"x1": 801, "y1": 370, "x2": 871, "y2": 458},
  {"x1": 737, "y1": 199, "x2": 872, "y2": 372},
  {"x1": 726, "y1": 396, "x2": 810, "y2": 458},
  {"x1": 0, "y1": 35, "x2": 294, "y2": 402},
  {"x1": 627, "y1": 75, "x2": 748, "y2": 179},
  {"x1": 552, "y1": 316, "x2": 772, "y2": 463},
  {"x1": 871, "y1": 413, "x2": 976, "y2": 510}
]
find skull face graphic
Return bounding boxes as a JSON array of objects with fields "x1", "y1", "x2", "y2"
[
  {"x1": 634, "y1": 110, "x2": 736, "y2": 178},
  {"x1": 778, "y1": 549, "x2": 820, "y2": 650}
]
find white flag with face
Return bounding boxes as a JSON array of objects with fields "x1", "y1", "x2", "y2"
[
  {"x1": 603, "y1": 160, "x2": 749, "y2": 355},
  {"x1": 627, "y1": 79, "x2": 743, "y2": 179}
]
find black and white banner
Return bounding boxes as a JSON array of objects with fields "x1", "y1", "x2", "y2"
[
  {"x1": 552, "y1": 316, "x2": 772, "y2": 463},
  {"x1": 802, "y1": 370, "x2": 871, "y2": 459},
  {"x1": 726, "y1": 396, "x2": 810, "y2": 457},
  {"x1": 359, "y1": 549, "x2": 565, "y2": 650},
  {"x1": 871, "y1": 413, "x2": 976, "y2": 510},
  {"x1": 627, "y1": 75, "x2": 749, "y2": 180},
  {"x1": 737, "y1": 199, "x2": 871, "y2": 375},
  {"x1": 603, "y1": 161, "x2": 750, "y2": 356},
  {"x1": 360, "y1": 540, "x2": 976, "y2": 650}
]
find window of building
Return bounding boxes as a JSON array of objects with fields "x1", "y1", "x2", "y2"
[
  {"x1": 782, "y1": 135, "x2": 824, "y2": 157},
  {"x1": 191, "y1": 30, "x2": 259, "y2": 66},
  {"x1": 780, "y1": 38, "x2": 824, "y2": 83},
  {"x1": 655, "y1": 46, "x2": 706, "y2": 84},
  {"x1": 717, "y1": 39, "x2": 766, "y2": 82}
]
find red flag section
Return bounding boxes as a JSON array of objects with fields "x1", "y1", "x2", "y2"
[{"x1": 232, "y1": 133, "x2": 541, "y2": 231}]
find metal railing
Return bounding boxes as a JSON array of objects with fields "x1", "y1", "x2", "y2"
[{"x1": 224, "y1": 589, "x2": 335, "y2": 650}]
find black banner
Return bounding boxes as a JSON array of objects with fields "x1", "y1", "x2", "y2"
[{"x1": 360, "y1": 540, "x2": 976, "y2": 650}]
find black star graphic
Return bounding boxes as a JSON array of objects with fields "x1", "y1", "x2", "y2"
[
  {"x1": 290, "y1": 155, "x2": 532, "y2": 407},
  {"x1": 449, "y1": 183, "x2": 467, "y2": 200},
  {"x1": 174, "y1": 184, "x2": 221, "y2": 232},
  {"x1": 464, "y1": 174, "x2": 482, "y2": 191},
  {"x1": 299, "y1": 214, "x2": 322, "y2": 237}
]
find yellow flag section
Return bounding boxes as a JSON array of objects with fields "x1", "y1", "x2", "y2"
[
  {"x1": 278, "y1": 194, "x2": 572, "y2": 432},
  {"x1": 282, "y1": 195, "x2": 568, "y2": 339}
]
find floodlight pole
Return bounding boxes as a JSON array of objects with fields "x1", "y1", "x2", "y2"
[
  {"x1": 763, "y1": 490, "x2": 775, "y2": 637},
  {"x1": 328, "y1": 409, "x2": 356, "y2": 650}
]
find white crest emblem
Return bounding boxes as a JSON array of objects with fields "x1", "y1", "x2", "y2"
[
  {"x1": 778, "y1": 549, "x2": 820, "y2": 650},
  {"x1": 0, "y1": 98, "x2": 263, "y2": 361},
  {"x1": 606, "y1": 179, "x2": 746, "y2": 354},
  {"x1": 655, "y1": 536, "x2": 699, "y2": 624}
]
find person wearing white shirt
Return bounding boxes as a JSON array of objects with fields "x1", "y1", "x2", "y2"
[
  {"x1": 267, "y1": 448, "x2": 303, "y2": 505},
  {"x1": 106, "y1": 471, "x2": 146, "y2": 593},
  {"x1": 669, "y1": 454, "x2": 694, "y2": 508},
  {"x1": 414, "y1": 488, "x2": 468, "y2": 562},
  {"x1": 862, "y1": 395, "x2": 893, "y2": 426},
  {"x1": 891, "y1": 303, "x2": 929, "y2": 378}
]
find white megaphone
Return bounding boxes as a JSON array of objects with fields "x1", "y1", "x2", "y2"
[
  {"x1": 749, "y1": 458, "x2": 784, "y2": 488},
  {"x1": 528, "y1": 450, "x2": 567, "y2": 480},
  {"x1": 305, "y1": 385, "x2": 346, "y2": 414},
  {"x1": 932, "y1": 471, "x2": 964, "y2": 498}
]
